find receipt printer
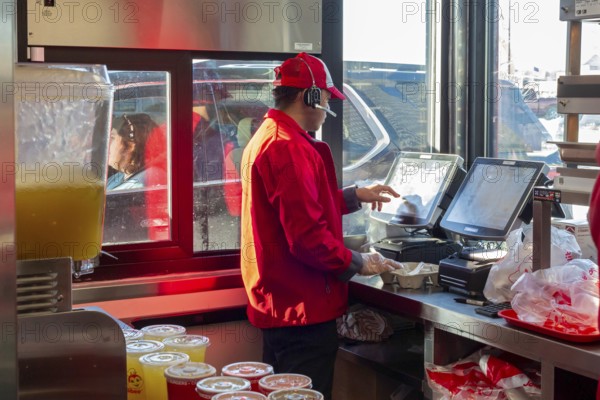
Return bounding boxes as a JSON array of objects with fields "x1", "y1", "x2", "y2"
[
  {"x1": 373, "y1": 237, "x2": 462, "y2": 265},
  {"x1": 438, "y1": 253, "x2": 494, "y2": 298}
]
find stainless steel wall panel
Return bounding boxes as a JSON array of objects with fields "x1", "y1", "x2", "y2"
[
  {"x1": 0, "y1": 0, "x2": 18, "y2": 398},
  {"x1": 27, "y1": 0, "x2": 322, "y2": 53}
]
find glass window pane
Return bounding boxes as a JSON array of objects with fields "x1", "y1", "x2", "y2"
[
  {"x1": 492, "y1": 1, "x2": 566, "y2": 164},
  {"x1": 103, "y1": 71, "x2": 171, "y2": 244},
  {"x1": 343, "y1": 0, "x2": 433, "y2": 235},
  {"x1": 192, "y1": 60, "x2": 276, "y2": 252}
]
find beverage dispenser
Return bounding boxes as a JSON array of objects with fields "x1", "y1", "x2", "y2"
[{"x1": 14, "y1": 63, "x2": 113, "y2": 276}]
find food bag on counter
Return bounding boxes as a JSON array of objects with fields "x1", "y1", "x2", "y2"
[
  {"x1": 484, "y1": 225, "x2": 581, "y2": 304},
  {"x1": 510, "y1": 259, "x2": 599, "y2": 334}
]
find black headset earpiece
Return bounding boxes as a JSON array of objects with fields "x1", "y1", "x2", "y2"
[{"x1": 297, "y1": 57, "x2": 321, "y2": 108}]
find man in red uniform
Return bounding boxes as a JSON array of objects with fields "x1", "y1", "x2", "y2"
[{"x1": 240, "y1": 52, "x2": 403, "y2": 399}]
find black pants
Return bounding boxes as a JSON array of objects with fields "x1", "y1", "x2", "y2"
[{"x1": 262, "y1": 320, "x2": 339, "y2": 400}]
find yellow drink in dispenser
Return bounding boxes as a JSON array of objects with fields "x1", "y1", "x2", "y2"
[
  {"x1": 162, "y1": 335, "x2": 210, "y2": 362},
  {"x1": 139, "y1": 352, "x2": 189, "y2": 400},
  {"x1": 15, "y1": 165, "x2": 105, "y2": 261},
  {"x1": 126, "y1": 340, "x2": 165, "y2": 400},
  {"x1": 14, "y1": 62, "x2": 114, "y2": 266}
]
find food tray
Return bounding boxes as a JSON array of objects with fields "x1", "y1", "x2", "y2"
[
  {"x1": 547, "y1": 141, "x2": 597, "y2": 165},
  {"x1": 381, "y1": 262, "x2": 438, "y2": 288},
  {"x1": 498, "y1": 309, "x2": 600, "y2": 343}
]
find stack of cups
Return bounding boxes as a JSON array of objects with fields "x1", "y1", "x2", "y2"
[
  {"x1": 213, "y1": 392, "x2": 268, "y2": 400},
  {"x1": 195, "y1": 376, "x2": 251, "y2": 399},
  {"x1": 267, "y1": 389, "x2": 324, "y2": 400},
  {"x1": 164, "y1": 362, "x2": 216, "y2": 400},
  {"x1": 140, "y1": 324, "x2": 186, "y2": 342},
  {"x1": 162, "y1": 334, "x2": 210, "y2": 362},
  {"x1": 258, "y1": 374, "x2": 313, "y2": 396},
  {"x1": 139, "y1": 352, "x2": 189, "y2": 400},
  {"x1": 125, "y1": 340, "x2": 165, "y2": 400},
  {"x1": 221, "y1": 362, "x2": 274, "y2": 392}
]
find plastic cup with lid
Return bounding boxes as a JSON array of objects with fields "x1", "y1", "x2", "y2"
[
  {"x1": 164, "y1": 362, "x2": 216, "y2": 400},
  {"x1": 195, "y1": 376, "x2": 251, "y2": 399},
  {"x1": 267, "y1": 388, "x2": 324, "y2": 400},
  {"x1": 122, "y1": 329, "x2": 144, "y2": 342},
  {"x1": 139, "y1": 352, "x2": 189, "y2": 400},
  {"x1": 212, "y1": 391, "x2": 268, "y2": 400},
  {"x1": 221, "y1": 361, "x2": 274, "y2": 392},
  {"x1": 125, "y1": 340, "x2": 165, "y2": 400},
  {"x1": 162, "y1": 334, "x2": 210, "y2": 362},
  {"x1": 258, "y1": 374, "x2": 312, "y2": 395},
  {"x1": 140, "y1": 324, "x2": 186, "y2": 341}
]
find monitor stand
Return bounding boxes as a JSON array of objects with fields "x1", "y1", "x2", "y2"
[
  {"x1": 372, "y1": 235, "x2": 463, "y2": 265},
  {"x1": 438, "y1": 247, "x2": 506, "y2": 298}
]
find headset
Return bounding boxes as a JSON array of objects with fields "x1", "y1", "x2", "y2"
[{"x1": 296, "y1": 56, "x2": 337, "y2": 117}]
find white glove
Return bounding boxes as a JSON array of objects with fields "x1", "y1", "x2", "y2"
[{"x1": 359, "y1": 252, "x2": 403, "y2": 276}]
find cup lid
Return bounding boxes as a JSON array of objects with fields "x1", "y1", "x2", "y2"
[
  {"x1": 139, "y1": 351, "x2": 189, "y2": 366},
  {"x1": 222, "y1": 362, "x2": 274, "y2": 378},
  {"x1": 196, "y1": 377, "x2": 251, "y2": 394},
  {"x1": 212, "y1": 391, "x2": 268, "y2": 400},
  {"x1": 140, "y1": 324, "x2": 186, "y2": 337},
  {"x1": 162, "y1": 334, "x2": 210, "y2": 347},
  {"x1": 122, "y1": 329, "x2": 144, "y2": 341},
  {"x1": 267, "y1": 388, "x2": 324, "y2": 400},
  {"x1": 259, "y1": 374, "x2": 312, "y2": 391},
  {"x1": 126, "y1": 340, "x2": 165, "y2": 354},
  {"x1": 164, "y1": 362, "x2": 216, "y2": 380}
]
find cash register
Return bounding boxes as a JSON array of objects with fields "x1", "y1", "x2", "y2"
[
  {"x1": 437, "y1": 157, "x2": 565, "y2": 297},
  {"x1": 370, "y1": 152, "x2": 466, "y2": 264}
]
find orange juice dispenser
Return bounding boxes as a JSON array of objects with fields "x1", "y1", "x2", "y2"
[{"x1": 14, "y1": 63, "x2": 113, "y2": 276}]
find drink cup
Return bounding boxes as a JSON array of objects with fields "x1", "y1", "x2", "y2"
[
  {"x1": 162, "y1": 334, "x2": 210, "y2": 362},
  {"x1": 164, "y1": 362, "x2": 216, "y2": 400},
  {"x1": 212, "y1": 391, "x2": 268, "y2": 400},
  {"x1": 140, "y1": 324, "x2": 186, "y2": 341},
  {"x1": 139, "y1": 352, "x2": 189, "y2": 400},
  {"x1": 258, "y1": 374, "x2": 312, "y2": 396},
  {"x1": 221, "y1": 361, "x2": 274, "y2": 392},
  {"x1": 195, "y1": 376, "x2": 251, "y2": 399},
  {"x1": 267, "y1": 388, "x2": 324, "y2": 400},
  {"x1": 126, "y1": 340, "x2": 165, "y2": 400}
]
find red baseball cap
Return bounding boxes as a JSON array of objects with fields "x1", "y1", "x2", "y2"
[{"x1": 273, "y1": 52, "x2": 346, "y2": 100}]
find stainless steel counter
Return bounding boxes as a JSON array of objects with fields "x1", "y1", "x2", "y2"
[{"x1": 349, "y1": 275, "x2": 600, "y2": 399}]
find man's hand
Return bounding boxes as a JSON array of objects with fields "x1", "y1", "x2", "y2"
[
  {"x1": 359, "y1": 252, "x2": 404, "y2": 275},
  {"x1": 356, "y1": 184, "x2": 400, "y2": 211}
]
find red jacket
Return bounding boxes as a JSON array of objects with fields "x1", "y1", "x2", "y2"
[{"x1": 240, "y1": 109, "x2": 356, "y2": 328}]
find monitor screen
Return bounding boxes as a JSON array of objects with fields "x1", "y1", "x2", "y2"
[
  {"x1": 370, "y1": 152, "x2": 464, "y2": 229},
  {"x1": 440, "y1": 158, "x2": 545, "y2": 240}
]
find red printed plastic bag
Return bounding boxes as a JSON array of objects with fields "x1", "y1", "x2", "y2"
[
  {"x1": 484, "y1": 225, "x2": 581, "y2": 304},
  {"x1": 511, "y1": 259, "x2": 599, "y2": 334},
  {"x1": 426, "y1": 349, "x2": 542, "y2": 400},
  {"x1": 479, "y1": 355, "x2": 541, "y2": 398},
  {"x1": 425, "y1": 354, "x2": 505, "y2": 400}
]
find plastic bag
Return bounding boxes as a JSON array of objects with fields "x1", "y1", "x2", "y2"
[
  {"x1": 484, "y1": 225, "x2": 582, "y2": 304},
  {"x1": 425, "y1": 349, "x2": 540, "y2": 400},
  {"x1": 336, "y1": 304, "x2": 394, "y2": 342},
  {"x1": 511, "y1": 259, "x2": 599, "y2": 334}
]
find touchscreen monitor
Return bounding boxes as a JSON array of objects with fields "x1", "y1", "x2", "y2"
[
  {"x1": 440, "y1": 158, "x2": 546, "y2": 240},
  {"x1": 370, "y1": 152, "x2": 465, "y2": 229}
]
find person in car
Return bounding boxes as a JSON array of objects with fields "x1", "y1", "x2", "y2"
[
  {"x1": 240, "y1": 52, "x2": 404, "y2": 400},
  {"x1": 107, "y1": 113, "x2": 163, "y2": 190}
]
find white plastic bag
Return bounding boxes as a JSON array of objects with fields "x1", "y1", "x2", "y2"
[
  {"x1": 510, "y1": 259, "x2": 599, "y2": 333},
  {"x1": 483, "y1": 225, "x2": 582, "y2": 304}
]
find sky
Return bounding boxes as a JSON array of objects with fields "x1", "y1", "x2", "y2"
[{"x1": 344, "y1": 0, "x2": 600, "y2": 72}]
